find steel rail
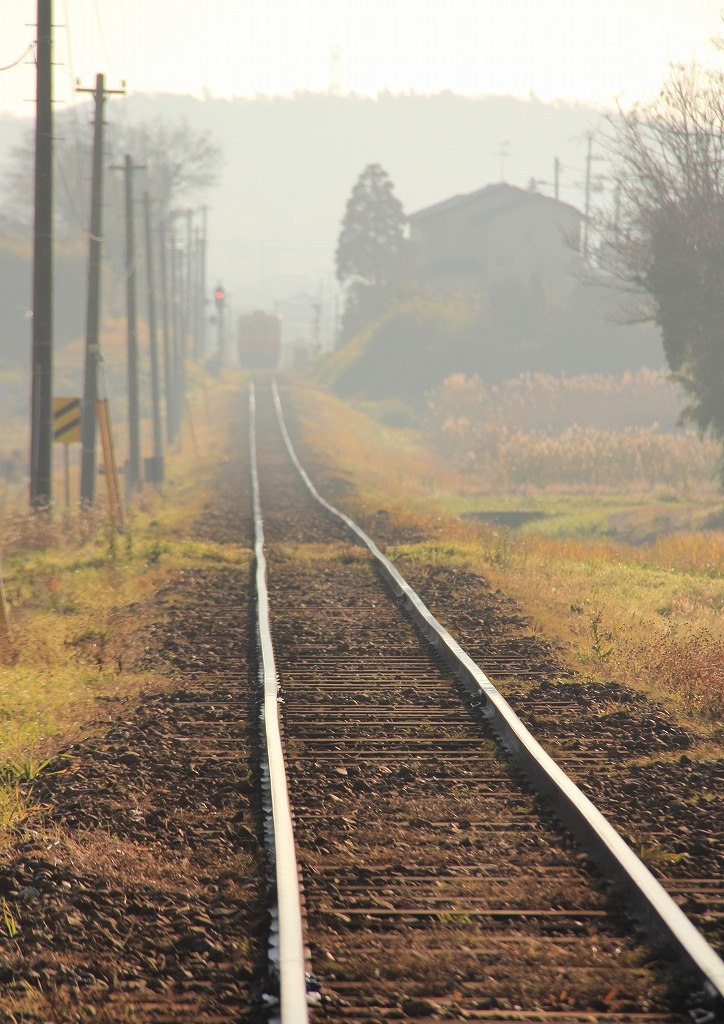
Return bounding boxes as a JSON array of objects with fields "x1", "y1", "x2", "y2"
[
  {"x1": 249, "y1": 383, "x2": 310, "y2": 1023},
  {"x1": 270, "y1": 379, "x2": 724, "y2": 1019}
]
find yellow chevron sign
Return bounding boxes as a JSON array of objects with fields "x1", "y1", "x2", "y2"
[{"x1": 53, "y1": 397, "x2": 82, "y2": 443}]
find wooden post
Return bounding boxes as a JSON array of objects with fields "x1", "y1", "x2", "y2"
[
  {"x1": 96, "y1": 399, "x2": 125, "y2": 530},
  {"x1": 64, "y1": 443, "x2": 70, "y2": 508},
  {"x1": 0, "y1": 569, "x2": 10, "y2": 644}
]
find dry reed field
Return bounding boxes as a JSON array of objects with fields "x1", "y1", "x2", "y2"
[{"x1": 425, "y1": 370, "x2": 721, "y2": 491}]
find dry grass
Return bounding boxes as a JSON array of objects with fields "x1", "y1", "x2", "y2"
[
  {"x1": 287, "y1": 378, "x2": 724, "y2": 732},
  {"x1": 0, "y1": 374, "x2": 251, "y2": 816},
  {"x1": 425, "y1": 371, "x2": 721, "y2": 491}
]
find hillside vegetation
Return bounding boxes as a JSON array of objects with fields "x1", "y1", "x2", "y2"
[{"x1": 317, "y1": 283, "x2": 663, "y2": 403}]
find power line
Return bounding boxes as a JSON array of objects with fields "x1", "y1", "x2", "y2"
[
  {"x1": 61, "y1": 0, "x2": 90, "y2": 217},
  {"x1": 0, "y1": 43, "x2": 35, "y2": 72},
  {"x1": 91, "y1": 0, "x2": 116, "y2": 79}
]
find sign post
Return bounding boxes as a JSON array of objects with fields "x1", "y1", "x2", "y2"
[{"x1": 53, "y1": 397, "x2": 81, "y2": 508}]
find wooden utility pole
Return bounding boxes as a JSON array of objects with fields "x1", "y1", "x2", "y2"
[
  {"x1": 78, "y1": 74, "x2": 124, "y2": 505},
  {"x1": 30, "y1": 0, "x2": 53, "y2": 509},
  {"x1": 143, "y1": 190, "x2": 164, "y2": 482},
  {"x1": 113, "y1": 154, "x2": 145, "y2": 490}
]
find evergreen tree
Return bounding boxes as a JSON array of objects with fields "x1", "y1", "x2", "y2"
[{"x1": 335, "y1": 163, "x2": 406, "y2": 288}]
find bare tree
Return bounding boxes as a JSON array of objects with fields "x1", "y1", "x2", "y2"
[
  {"x1": 600, "y1": 63, "x2": 724, "y2": 479},
  {"x1": 1, "y1": 114, "x2": 222, "y2": 228},
  {"x1": 117, "y1": 117, "x2": 222, "y2": 214}
]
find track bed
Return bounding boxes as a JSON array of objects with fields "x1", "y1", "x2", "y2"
[{"x1": 254, "y1": 384, "x2": 700, "y2": 1022}]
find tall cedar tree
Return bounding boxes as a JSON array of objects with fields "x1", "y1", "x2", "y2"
[
  {"x1": 335, "y1": 163, "x2": 406, "y2": 288},
  {"x1": 602, "y1": 64, "x2": 724, "y2": 478}
]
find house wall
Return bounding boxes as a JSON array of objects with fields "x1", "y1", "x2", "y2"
[
  {"x1": 483, "y1": 201, "x2": 581, "y2": 285},
  {"x1": 410, "y1": 194, "x2": 582, "y2": 288}
]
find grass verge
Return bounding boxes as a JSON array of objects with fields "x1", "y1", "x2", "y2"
[
  {"x1": 0, "y1": 373, "x2": 251, "y2": 839},
  {"x1": 285, "y1": 377, "x2": 724, "y2": 734}
]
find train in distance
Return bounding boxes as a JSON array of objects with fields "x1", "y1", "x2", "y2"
[{"x1": 238, "y1": 311, "x2": 282, "y2": 370}]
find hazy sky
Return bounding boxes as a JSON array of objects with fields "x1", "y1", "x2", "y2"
[{"x1": 1, "y1": 0, "x2": 723, "y2": 119}]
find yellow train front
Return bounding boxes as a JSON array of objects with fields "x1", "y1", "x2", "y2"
[{"x1": 238, "y1": 311, "x2": 282, "y2": 370}]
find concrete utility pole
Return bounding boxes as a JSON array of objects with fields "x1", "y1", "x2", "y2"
[
  {"x1": 192, "y1": 225, "x2": 201, "y2": 360},
  {"x1": 174, "y1": 240, "x2": 186, "y2": 433},
  {"x1": 113, "y1": 154, "x2": 145, "y2": 490},
  {"x1": 78, "y1": 73, "x2": 124, "y2": 505},
  {"x1": 198, "y1": 206, "x2": 208, "y2": 360},
  {"x1": 214, "y1": 284, "x2": 226, "y2": 371},
  {"x1": 583, "y1": 135, "x2": 593, "y2": 259},
  {"x1": 158, "y1": 215, "x2": 175, "y2": 445},
  {"x1": 142, "y1": 190, "x2": 164, "y2": 481},
  {"x1": 30, "y1": 0, "x2": 53, "y2": 509},
  {"x1": 184, "y1": 208, "x2": 194, "y2": 360},
  {"x1": 169, "y1": 225, "x2": 181, "y2": 442}
]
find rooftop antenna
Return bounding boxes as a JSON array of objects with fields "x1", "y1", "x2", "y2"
[{"x1": 329, "y1": 44, "x2": 342, "y2": 96}]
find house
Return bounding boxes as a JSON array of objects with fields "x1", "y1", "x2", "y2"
[{"x1": 408, "y1": 183, "x2": 583, "y2": 289}]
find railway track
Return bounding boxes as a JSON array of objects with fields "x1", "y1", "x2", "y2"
[
  {"x1": 250, "y1": 379, "x2": 724, "y2": 1023},
  {"x1": 1, "y1": 381, "x2": 720, "y2": 1023}
]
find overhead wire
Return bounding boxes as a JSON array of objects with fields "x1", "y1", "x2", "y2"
[
  {"x1": 91, "y1": 0, "x2": 116, "y2": 82},
  {"x1": 0, "y1": 42, "x2": 35, "y2": 72},
  {"x1": 62, "y1": 0, "x2": 91, "y2": 228}
]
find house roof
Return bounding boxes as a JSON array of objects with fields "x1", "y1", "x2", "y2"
[{"x1": 408, "y1": 182, "x2": 582, "y2": 223}]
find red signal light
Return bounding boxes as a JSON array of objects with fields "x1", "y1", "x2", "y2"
[{"x1": 214, "y1": 286, "x2": 225, "y2": 303}]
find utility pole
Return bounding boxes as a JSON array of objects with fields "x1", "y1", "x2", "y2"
[
  {"x1": 30, "y1": 0, "x2": 53, "y2": 509},
  {"x1": 199, "y1": 206, "x2": 207, "y2": 360},
  {"x1": 583, "y1": 134, "x2": 593, "y2": 259},
  {"x1": 78, "y1": 73, "x2": 124, "y2": 505},
  {"x1": 192, "y1": 224, "x2": 202, "y2": 360},
  {"x1": 554, "y1": 156, "x2": 560, "y2": 201},
  {"x1": 613, "y1": 181, "x2": 622, "y2": 243},
  {"x1": 159, "y1": 214, "x2": 175, "y2": 445},
  {"x1": 143, "y1": 190, "x2": 164, "y2": 481},
  {"x1": 214, "y1": 285, "x2": 226, "y2": 372},
  {"x1": 184, "y1": 208, "x2": 194, "y2": 360},
  {"x1": 113, "y1": 154, "x2": 145, "y2": 490},
  {"x1": 170, "y1": 225, "x2": 180, "y2": 442},
  {"x1": 174, "y1": 240, "x2": 186, "y2": 431}
]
